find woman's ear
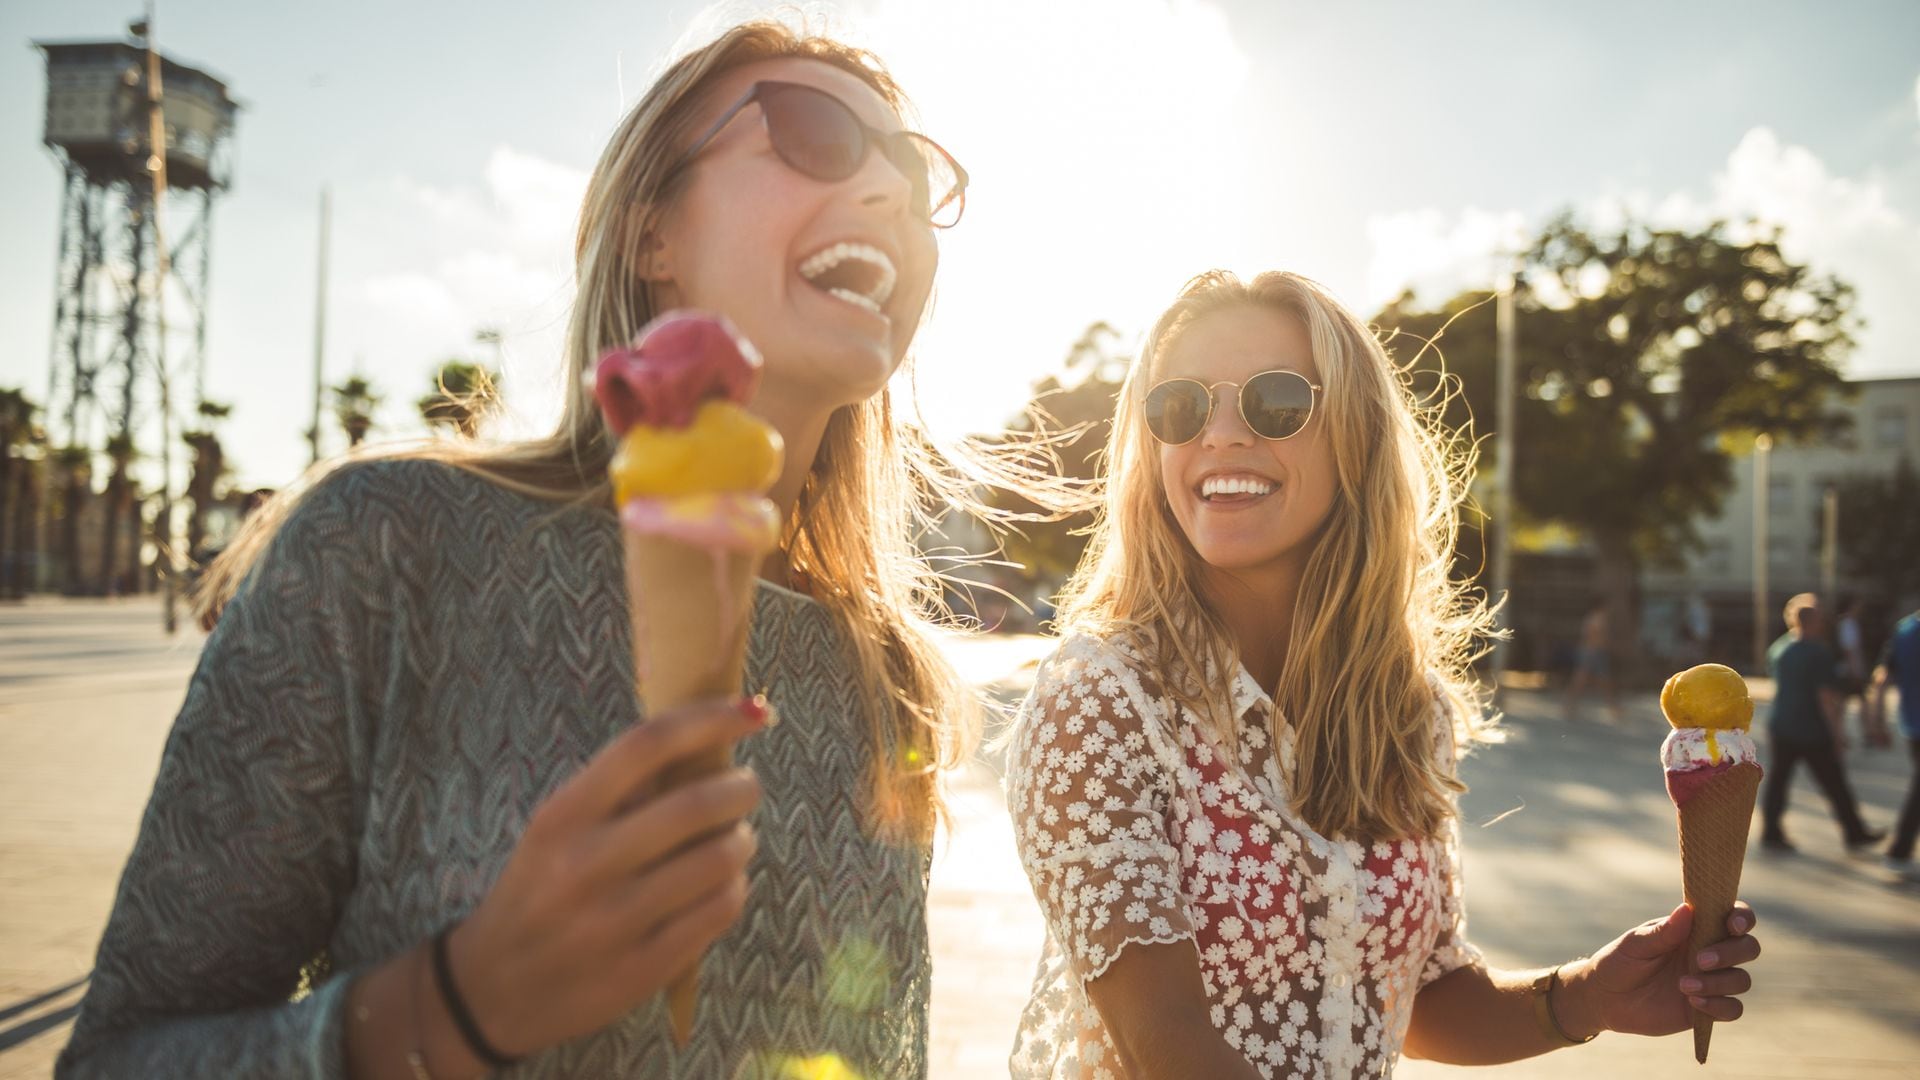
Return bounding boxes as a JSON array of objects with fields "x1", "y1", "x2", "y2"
[
  {"x1": 635, "y1": 227, "x2": 675, "y2": 283},
  {"x1": 602, "y1": 206, "x2": 674, "y2": 284}
]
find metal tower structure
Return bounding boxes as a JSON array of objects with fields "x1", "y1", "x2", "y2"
[{"x1": 36, "y1": 30, "x2": 238, "y2": 599}]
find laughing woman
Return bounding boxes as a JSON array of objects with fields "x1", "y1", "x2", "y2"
[
  {"x1": 59, "y1": 20, "x2": 978, "y2": 1080},
  {"x1": 1005, "y1": 271, "x2": 1760, "y2": 1078}
]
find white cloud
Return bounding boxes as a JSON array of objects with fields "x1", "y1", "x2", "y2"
[
  {"x1": 1361, "y1": 207, "x2": 1528, "y2": 308},
  {"x1": 339, "y1": 147, "x2": 587, "y2": 444}
]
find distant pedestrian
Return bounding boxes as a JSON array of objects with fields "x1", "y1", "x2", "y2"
[
  {"x1": 1564, "y1": 598, "x2": 1620, "y2": 723},
  {"x1": 1869, "y1": 607, "x2": 1920, "y2": 880},
  {"x1": 1675, "y1": 591, "x2": 1711, "y2": 668},
  {"x1": 1760, "y1": 593, "x2": 1885, "y2": 854},
  {"x1": 1835, "y1": 597, "x2": 1885, "y2": 748}
]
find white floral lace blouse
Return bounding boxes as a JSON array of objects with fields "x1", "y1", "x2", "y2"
[{"x1": 1005, "y1": 633, "x2": 1482, "y2": 1079}]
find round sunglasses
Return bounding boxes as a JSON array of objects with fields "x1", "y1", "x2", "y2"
[
  {"x1": 680, "y1": 80, "x2": 969, "y2": 228},
  {"x1": 1143, "y1": 370, "x2": 1323, "y2": 445}
]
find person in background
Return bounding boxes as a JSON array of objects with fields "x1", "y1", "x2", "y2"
[
  {"x1": 1834, "y1": 596, "x2": 1867, "y2": 747},
  {"x1": 1868, "y1": 605, "x2": 1920, "y2": 881},
  {"x1": 1564, "y1": 598, "x2": 1619, "y2": 723},
  {"x1": 1760, "y1": 593, "x2": 1886, "y2": 854}
]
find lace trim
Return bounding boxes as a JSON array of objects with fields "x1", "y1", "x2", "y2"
[{"x1": 1077, "y1": 931, "x2": 1199, "y2": 982}]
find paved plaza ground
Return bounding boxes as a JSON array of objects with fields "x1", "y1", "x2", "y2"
[{"x1": 3, "y1": 598, "x2": 1916, "y2": 1078}]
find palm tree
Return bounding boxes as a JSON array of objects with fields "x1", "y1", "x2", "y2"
[
  {"x1": 417, "y1": 361, "x2": 502, "y2": 439},
  {"x1": 98, "y1": 432, "x2": 136, "y2": 594},
  {"x1": 183, "y1": 400, "x2": 233, "y2": 562},
  {"x1": 0, "y1": 389, "x2": 40, "y2": 597},
  {"x1": 332, "y1": 376, "x2": 382, "y2": 447},
  {"x1": 54, "y1": 446, "x2": 90, "y2": 593}
]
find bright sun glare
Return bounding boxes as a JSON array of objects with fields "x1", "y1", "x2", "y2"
[{"x1": 837, "y1": 0, "x2": 1258, "y2": 438}]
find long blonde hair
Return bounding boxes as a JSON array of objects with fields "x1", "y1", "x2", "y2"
[
  {"x1": 197, "y1": 21, "x2": 982, "y2": 842},
  {"x1": 1055, "y1": 271, "x2": 1497, "y2": 843}
]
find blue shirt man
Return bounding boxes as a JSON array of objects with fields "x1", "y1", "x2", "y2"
[{"x1": 1874, "y1": 611, "x2": 1920, "y2": 867}]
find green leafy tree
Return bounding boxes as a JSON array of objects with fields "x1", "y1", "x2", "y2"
[
  {"x1": 1374, "y1": 214, "x2": 1857, "y2": 664},
  {"x1": 985, "y1": 322, "x2": 1127, "y2": 592},
  {"x1": 332, "y1": 376, "x2": 382, "y2": 447},
  {"x1": 417, "y1": 361, "x2": 501, "y2": 439}
]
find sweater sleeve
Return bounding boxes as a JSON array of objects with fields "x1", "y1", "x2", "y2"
[{"x1": 56, "y1": 468, "x2": 390, "y2": 1079}]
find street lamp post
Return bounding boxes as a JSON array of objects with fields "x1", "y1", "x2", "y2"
[
  {"x1": 1491, "y1": 264, "x2": 1518, "y2": 696},
  {"x1": 310, "y1": 187, "x2": 331, "y2": 465},
  {"x1": 136, "y1": 2, "x2": 179, "y2": 634},
  {"x1": 1752, "y1": 434, "x2": 1772, "y2": 671}
]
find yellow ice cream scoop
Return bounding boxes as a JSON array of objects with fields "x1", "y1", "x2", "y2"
[
  {"x1": 1660, "y1": 663, "x2": 1753, "y2": 732},
  {"x1": 610, "y1": 400, "x2": 783, "y2": 502}
]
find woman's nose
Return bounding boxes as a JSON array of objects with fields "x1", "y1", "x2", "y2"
[{"x1": 1199, "y1": 385, "x2": 1254, "y2": 449}]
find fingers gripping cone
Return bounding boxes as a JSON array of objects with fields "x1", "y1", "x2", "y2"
[
  {"x1": 1659, "y1": 663, "x2": 1762, "y2": 1064},
  {"x1": 596, "y1": 313, "x2": 784, "y2": 1046}
]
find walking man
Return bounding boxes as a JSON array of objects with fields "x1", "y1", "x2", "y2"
[
  {"x1": 1760, "y1": 593, "x2": 1886, "y2": 853},
  {"x1": 1870, "y1": 606, "x2": 1920, "y2": 879}
]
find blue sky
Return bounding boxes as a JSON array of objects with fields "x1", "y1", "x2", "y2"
[{"x1": 3, "y1": 0, "x2": 1916, "y2": 490}]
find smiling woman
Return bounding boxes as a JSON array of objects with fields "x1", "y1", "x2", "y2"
[
  {"x1": 53, "y1": 17, "x2": 1019, "y2": 1080},
  {"x1": 1002, "y1": 270, "x2": 1765, "y2": 1079}
]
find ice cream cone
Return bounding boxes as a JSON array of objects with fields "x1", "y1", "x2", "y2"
[
  {"x1": 623, "y1": 529, "x2": 759, "y2": 1045},
  {"x1": 1675, "y1": 758, "x2": 1761, "y2": 1064},
  {"x1": 596, "y1": 311, "x2": 782, "y2": 1047}
]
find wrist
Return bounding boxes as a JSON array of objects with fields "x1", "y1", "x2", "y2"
[
  {"x1": 416, "y1": 940, "x2": 491, "y2": 1080},
  {"x1": 1551, "y1": 956, "x2": 1606, "y2": 1042}
]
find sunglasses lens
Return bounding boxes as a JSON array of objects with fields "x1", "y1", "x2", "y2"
[
  {"x1": 762, "y1": 84, "x2": 866, "y2": 180},
  {"x1": 1242, "y1": 371, "x2": 1315, "y2": 439},
  {"x1": 1144, "y1": 380, "x2": 1211, "y2": 444}
]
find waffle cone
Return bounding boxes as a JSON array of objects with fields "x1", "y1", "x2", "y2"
[
  {"x1": 623, "y1": 531, "x2": 760, "y2": 1045},
  {"x1": 1675, "y1": 759, "x2": 1761, "y2": 1064}
]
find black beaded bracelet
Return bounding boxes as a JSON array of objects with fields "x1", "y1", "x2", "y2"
[{"x1": 430, "y1": 926, "x2": 521, "y2": 1069}]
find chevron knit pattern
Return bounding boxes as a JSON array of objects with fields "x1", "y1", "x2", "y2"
[{"x1": 55, "y1": 459, "x2": 932, "y2": 1080}]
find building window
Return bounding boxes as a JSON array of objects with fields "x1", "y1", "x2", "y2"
[
  {"x1": 1699, "y1": 538, "x2": 1732, "y2": 577},
  {"x1": 1876, "y1": 407, "x2": 1908, "y2": 450},
  {"x1": 1767, "y1": 535, "x2": 1796, "y2": 564},
  {"x1": 1768, "y1": 474, "x2": 1796, "y2": 514}
]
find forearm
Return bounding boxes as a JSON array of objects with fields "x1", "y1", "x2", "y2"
[
  {"x1": 1108, "y1": 1019, "x2": 1263, "y2": 1080},
  {"x1": 1820, "y1": 689, "x2": 1844, "y2": 737},
  {"x1": 1403, "y1": 960, "x2": 1601, "y2": 1065},
  {"x1": 344, "y1": 944, "x2": 488, "y2": 1080}
]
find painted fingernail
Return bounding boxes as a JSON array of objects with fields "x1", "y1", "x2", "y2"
[
  {"x1": 1697, "y1": 950, "x2": 1719, "y2": 968},
  {"x1": 740, "y1": 694, "x2": 771, "y2": 725},
  {"x1": 1679, "y1": 977, "x2": 1703, "y2": 994}
]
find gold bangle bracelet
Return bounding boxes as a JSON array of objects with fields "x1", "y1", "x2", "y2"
[{"x1": 1532, "y1": 964, "x2": 1597, "y2": 1047}]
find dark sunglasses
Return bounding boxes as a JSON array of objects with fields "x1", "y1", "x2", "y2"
[
  {"x1": 680, "y1": 80, "x2": 969, "y2": 229},
  {"x1": 1143, "y1": 370, "x2": 1323, "y2": 445}
]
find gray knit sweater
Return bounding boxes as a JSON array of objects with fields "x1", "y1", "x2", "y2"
[{"x1": 56, "y1": 459, "x2": 931, "y2": 1079}]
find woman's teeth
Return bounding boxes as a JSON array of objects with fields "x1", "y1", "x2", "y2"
[
  {"x1": 1200, "y1": 475, "x2": 1275, "y2": 500},
  {"x1": 828, "y1": 287, "x2": 882, "y2": 315},
  {"x1": 798, "y1": 242, "x2": 897, "y2": 315}
]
